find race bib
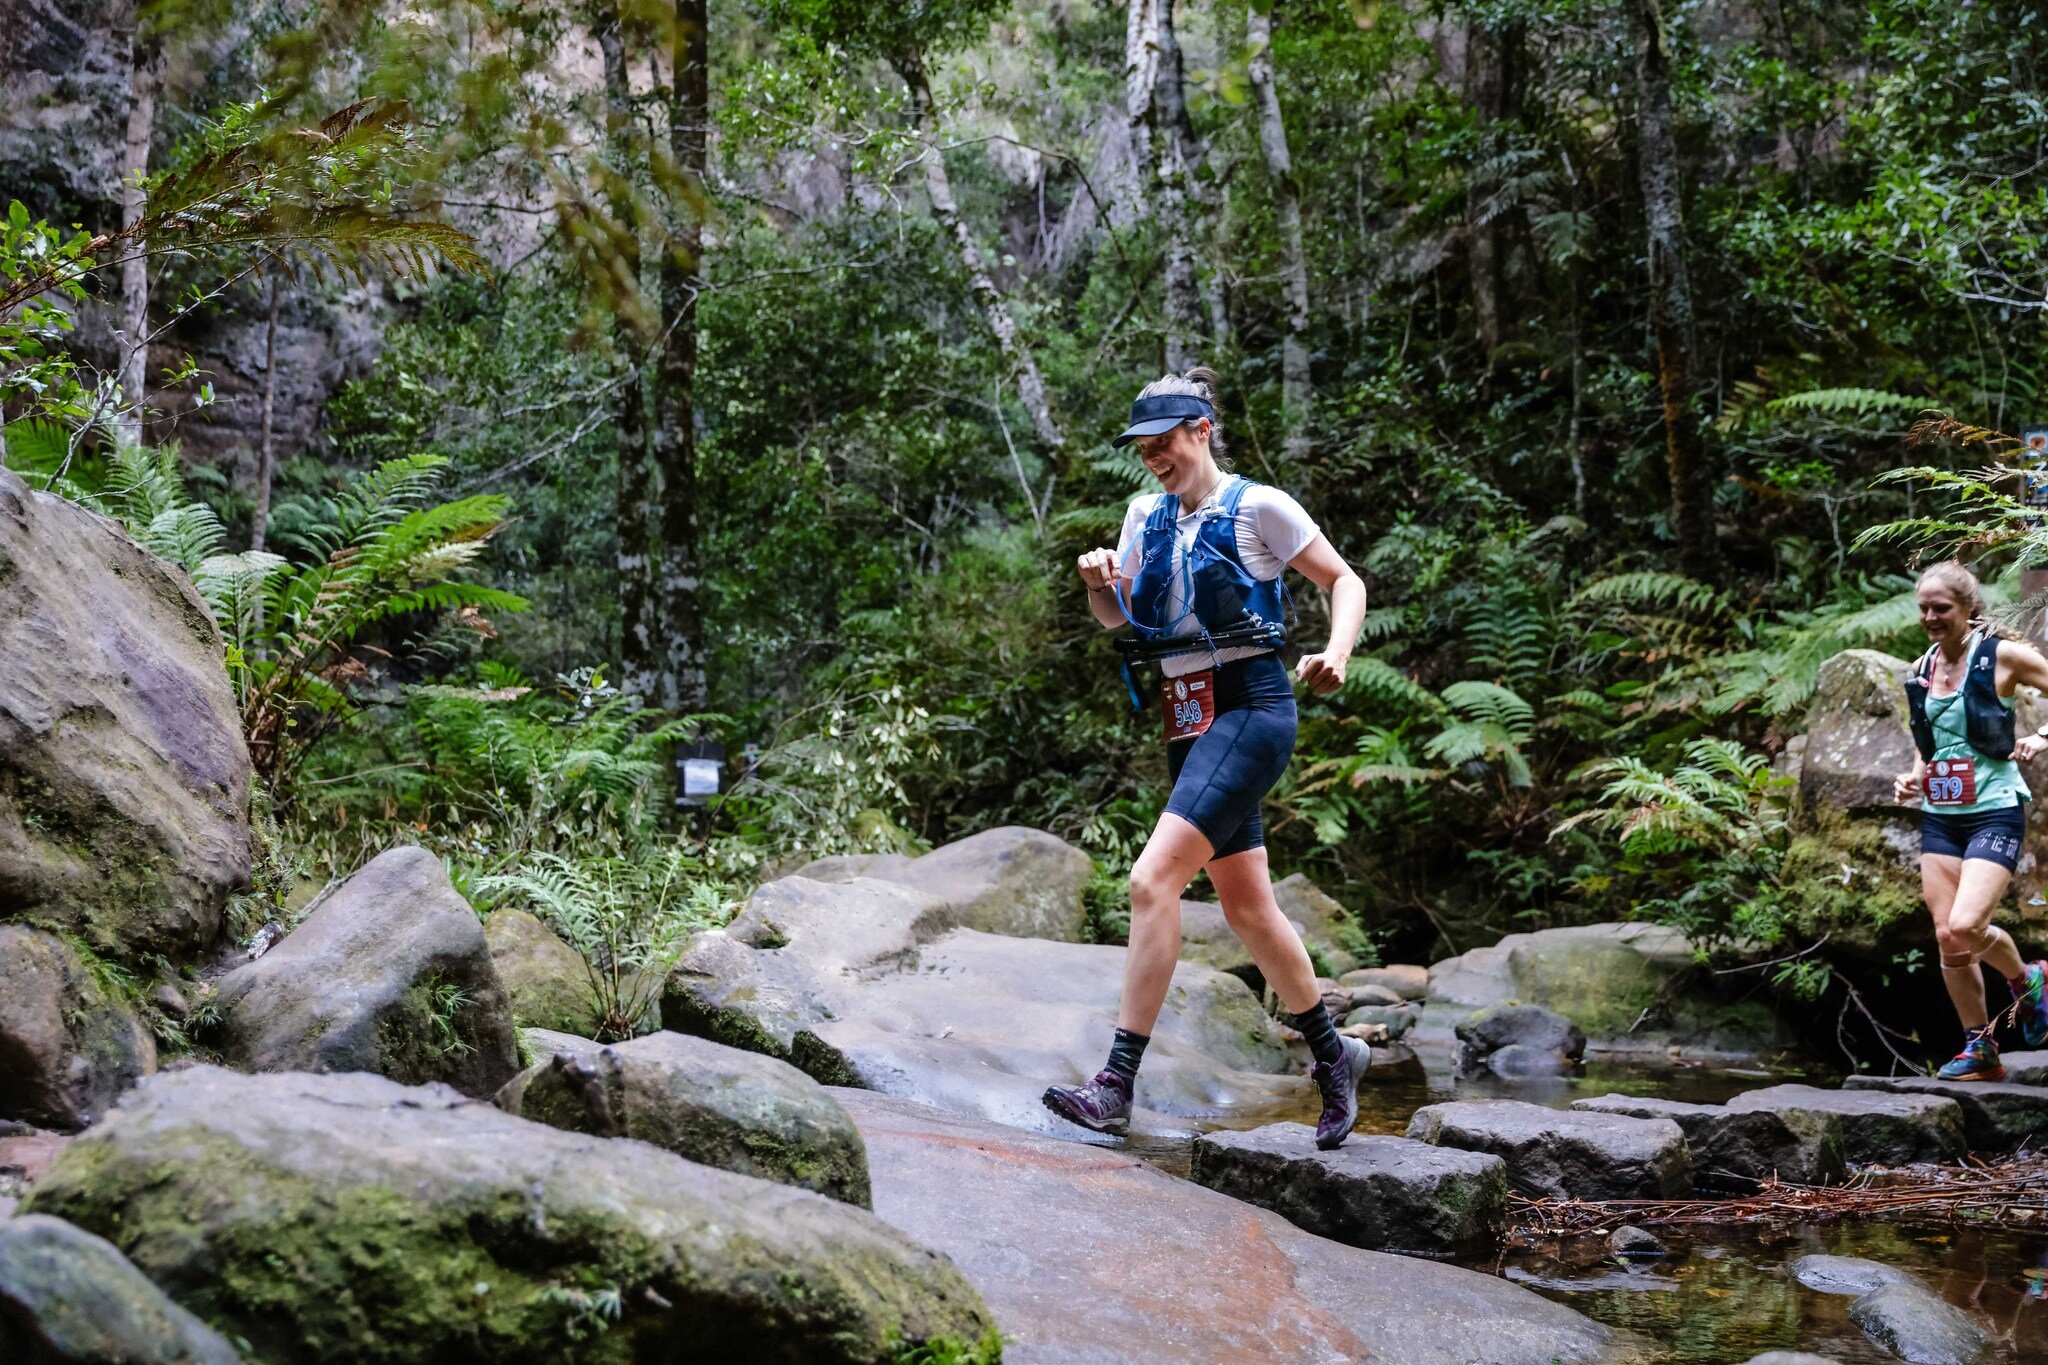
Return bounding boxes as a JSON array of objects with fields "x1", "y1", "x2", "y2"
[
  {"x1": 1162, "y1": 670, "x2": 1216, "y2": 742},
  {"x1": 1926, "y1": 758, "x2": 1978, "y2": 806}
]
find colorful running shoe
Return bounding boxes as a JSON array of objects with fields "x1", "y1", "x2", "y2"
[
  {"x1": 1312, "y1": 1035, "x2": 1372, "y2": 1150},
  {"x1": 2015, "y1": 960, "x2": 2048, "y2": 1049},
  {"x1": 1935, "y1": 1031, "x2": 2006, "y2": 1083},
  {"x1": 1042, "y1": 1070, "x2": 1133, "y2": 1136}
]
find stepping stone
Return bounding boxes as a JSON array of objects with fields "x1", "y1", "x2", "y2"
[
  {"x1": 1190, "y1": 1124, "x2": 1508, "y2": 1255},
  {"x1": 1573, "y1": 1094, "x2": 1846, "y2": 1189},
  {"x1": 1849, "y1": 1282, "x2": 1988, "y2": 1365},
  {"x1": 1722, "y1": 1085, "x2": 1965, "y2": 1166},
  {"x1": 1406, "y1": 1099, "x2": 1691, "y2": 1200},
  {"x1": 1994, "y1": 1050, "x2": 2048, "y2": 1085},
  {"x1": 1841, "y1": 1073, "x2": 2048, "y2": 1150}
]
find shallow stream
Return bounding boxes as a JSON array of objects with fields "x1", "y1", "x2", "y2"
[{"x1": 1128, "y1": 1051, "x2": 2048, "y2": 1362}]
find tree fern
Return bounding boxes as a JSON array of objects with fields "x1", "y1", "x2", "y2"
[{"x1": 1767, "y1": 388, "x2": 1931, "y2": 417}]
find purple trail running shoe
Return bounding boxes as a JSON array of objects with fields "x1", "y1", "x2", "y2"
[
  {"x1": 1313, "y1": 1035, "x2": 1372, "y2": 1150},
  {"x1": 1042, "y1": 1070, "x2": 1133, "y2": 1136}
]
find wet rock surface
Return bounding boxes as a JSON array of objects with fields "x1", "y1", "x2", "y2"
[
  {"x1": 1406, "y1": 1099, "x2": 1692, "y2": 1200},
  {"x1": 1791, "y1": 1253, "x2": 1918, "y2": 1298},
  {"x1": 0, "y1": 1214, "x2": 239, "y2": 1364},
  {"x1": 665, "y1": 870, "x2": 1304, "y2": 1135},
  {"x1": 213, "y1": 846, "x2": 520, "y2": 1098},
  {"x1": 1457, "y1": 1003, "x2": 1587, "y2": 1078},
  {"x1": 1572, "y1": 1093, "x2": 1847, "y2": 1189},
  {"x1": 0, "y1": 925, "x2": 156, "y2": 1131},
  {"x1": 1724, "y1": 1084, "x2": 1966, "y2": 1166},
  {"x1": 0, "y1": 467, "x2": 252, "y2": 965},
  {"x1": 1190, "y1": 1123, "x2": 1508, "y2": 1255},
  {"x1": 792, "y1": 825, "x2": 1093, "y2": 941},
  {"x1": 2001, "y1": 1050, "x2": 2048, "y2": 1085},
  {"x1": 496, "y1": 1029, "x2": 871, "y2": 1206},
  {"x1": 1847, "y1": 1281, "x2": 1988, "y2": 1364},
  {"x1": 837, "y1": 1088, "x2": 1650, "y2": 1365},
  {"x1": 483, "y1": 907, "x2": 601, "y2": 1036},
  {"x1": 1841, "y1": 1073, "x2": 2048, "y2": 1150},
  {"x1": 22, "y1": 1067, "x2": 992, "y2": 1363}
]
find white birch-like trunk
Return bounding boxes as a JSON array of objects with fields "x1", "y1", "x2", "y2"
[
  {"x1": 250, "y1": 282, "x2": 279, "y2": 553},
  {"x1": 897, "y1": 50, "x2": 1067, "y2": 458},
  {"x1": 1246, "y1": 9, "x2": 1312, "y2": 460},
  {"x1": 117, "y1": 39, "x2": 159, "y2": 443}
]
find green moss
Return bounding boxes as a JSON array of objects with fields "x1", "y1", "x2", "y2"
[
  {"x1": 374, "y1": 972, "x2": 480, "y2": 1086},
  {"x1": 1779, "y1": 802, "x2": 1923, "y2": 953},
  {"x1": 890, "y1": 1327, "x2": 1006, "y2": 1364}
]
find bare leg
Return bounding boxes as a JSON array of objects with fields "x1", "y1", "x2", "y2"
[
  {"x1": 1207, "y1": 845, "x2": 1321, "y2": 1014},
  {"x1": 1117, "y1": 813, "x2": 1214, "y2": 1035},
  {"x1": 1927, "y1": 853, "x2": 2017, "y2": 1030}
]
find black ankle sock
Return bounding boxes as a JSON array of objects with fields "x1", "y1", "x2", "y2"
[
  {"x1": 1104, "y1": 1028, "x2": 1149, "y2": 1089},
  {"x1": 1291, "y1": 1003, "x2": 1344, "y2": 1067}
]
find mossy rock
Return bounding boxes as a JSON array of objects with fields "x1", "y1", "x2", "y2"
[
  {"x1": 484, "y1": 908, "x2": 604, "y2": 1036},
  {"x1": 23, "y1": 1067, "x2": 993, "y2": 1364},
  {"x1": 0, "y1": 1214, "x2": 239, "y2": 1363},
  {"x1": 0, "y1": 924, "x2": 155, "y2": 1130}
]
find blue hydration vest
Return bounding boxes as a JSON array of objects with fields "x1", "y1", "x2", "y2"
[
  {"x1": 1111, "y1": 476, "x2": 1290, "y2": 705},
  {"x1": 1905, "y1": 633, "x2": 2014, "y2": 762}
]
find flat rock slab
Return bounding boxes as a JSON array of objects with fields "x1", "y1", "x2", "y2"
[
  {"x1": 1848, "y1": 1281, "x2": 1989, "y2": 1364},
  {"x1": 1841, "y1": 1073, "x2": 2048, "y2": 1150},
  {"x1": 2000, "y1": 1050, "x2": 2048, "y2": 1085},
  {"x1": 792, "y1": 826, "x2": 1093, "y2": 942},
  {"x1": 1724, "y1": 1085, "x2": 1966, "y2": 1166},
  {"x1": 1407, "y1": 1099, "x2": 1691, "y2": 1200},
  {"x1": 0, "y1": 1214, "x2": 239, "y2": 1364},
  {"x1": 1190, "y1": 1124, "x2": 1507, "y2": 1255},
  {"x1": 836, "y1": 1088, "x2": 1651, "y2": 1365},
  {"x1": 1572, "y1": 1094, "x2": 1846, "y2": 1189}
]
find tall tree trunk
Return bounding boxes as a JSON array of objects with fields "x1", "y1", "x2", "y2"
[
  {"x1": 653, "y1": 0, "x2": 708, "y2": 715},
  {"x1": 1245, "y1": 8, "x2": 1311, "y2": 461},
  {"x1": 1626, "y1": 0, "x2": 1716, "y2": 578},
  {"x1": 894, "y1": 48, "x2": 1067, "y2": 458},
  {"x1": 118, "y1": 30, "x2": 160, "y2": 443},
  {"x1": 1156, "y1": 3, "x2": 1230, "y2": 351},
  {"x1": 1123, "y1": 0, "x2": 1159, "y2": 196},
  {"x1": 596, "y1": 3, "x2": 659, "y2": 699},
  {"x1": 1150, "y1": 0, "x2": 1203, "y2": 371},
  {"x1": 1464, "y1": 20, "x2": 1520, "y2": 360},
  {"x1": 250, "y1": 280, "x2": 279, "y2": 552}
]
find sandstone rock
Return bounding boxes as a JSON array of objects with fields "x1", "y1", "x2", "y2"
[
  {"x1": 213, "y1": 847, "x2": 519, "y2": 1098},
  {"x1": 1724, "y1": 1085, "x2": 1965, "y2": 1166},
  {"x1": 1422, "y1": 922, "x2": 1779, "y2": 1053},
  {"x1": 793, "y1": 826, "x2": 1091, "y2": 941},
  {"x1": 839, "y1": 1088, "x2": 1651, "y2": 1365},
  {"x1": 483, "y1": 907, "x2": 601, "y2": 1036},
  {"x1": 1842, "y1": 1073, "x2": 2048, "y2": 1150},
  {"x1": 1456, "y1": 1003, "x2": 1586, "y2": 1079},
  {"x1": 496, "y1": 1030, "x2": 870, "y2": 1206},
  {"x1": 1348, "y1": 982, "x2": 1404, "y2": 1007},
  {"x1": 1342, "y1": 963, "x2": 1429, "y2": 1000},
  {"x1": 665, "y1": 874, "x2": 1301, "y2": 1136},
  {"x1": 0, "y1": 1214, "x2": 239, "y2": 1364},
  {"x1": 1572, "y1": 1093, "x2": 1846, "y2": 1189},
  {"x1": 518, "y1": 1027, "x2": 602, "y2": 1064},
  {"x1": 0, "y1": 467, "x2": 252, "y2": 964},
  {"x1": 1343, "y1": 1002, "x2": 1419, "y2": 1040},
  {"x1": 1271, "y1": 873, "x2": 1362, "y2": 976},
  {"x1": 1406, "y1": 1099, "x2": 1692, "y2": 1200},
  {"x1": 1178, "y1": 885, "x2": 1359, "y2": 989},
  {"x1": 1791, "y1": 1253, "x2": 1918, "y2": 1298},
  {"x1": 1608, "y1": 1225, "x2": 1665, "y2": 1259},
  {"x1": 1800, "y1": 650, "x2": 1921, "y2": 810},
  {"x1": 24, "y1": 1067, "x2": 992, "y2": 1363},
  {"x1": 2003, "y1": 1050, "x2": 2048, "y2": 1084},
  {"x1": 1740, "y1": 1355, "x2": 1845, "y2": 1365},
  {"x1": 1848, "y1": 1281, "x2": 1988, "y2": 1364},
  {"x1": 0, "y1": 925, "x2": 155, "y2": 1131},
  {"x1": 1191, "y1": 1125, "x2": 1508, "y2": 1255}
]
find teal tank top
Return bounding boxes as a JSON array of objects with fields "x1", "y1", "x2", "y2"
[{"x1": 1925, "y1": 682, "x2": 2030, "y2": 814}]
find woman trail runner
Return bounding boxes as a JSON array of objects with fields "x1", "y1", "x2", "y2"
[
  {"x1": 1892, "y1": 561, "x2": 2048, "y2": 1080},
  {"x1": 1041, "y1": 368, "x2": 1371, "y2": 1148}
]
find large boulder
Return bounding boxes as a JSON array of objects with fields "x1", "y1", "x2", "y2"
[
  {"x1": 1842, "y1": 1073, "x2": 2048, "y2": 1151},
  {"x1": 838, "y1": 1088, "x2": 1651, "y2": 1365},
  {"x1": 0, "y1": 925, "x2": 155, "y2": 1131},
  {"x1": 483, "y1": 907, "x2": 602, "y2": 1036},
  {"x1": 793, "y1": 826, "x2": 1093, "y2": 941},
  {"x1": 1406, "y1": 1099, "x2": 1692, "y2": 1200},
  {"x1": 1572, "y1": 1093, "x2": 1846, "y2": 1189},
  {"x1": 1723, "y1": 1084, "x2": 1966, "y2": 1166},
  {"x1": 0, "y1": 1214, "x2": 239, "y2": 1364},
  {"x1": 1421, "y1": 922, "x2": 1781, "y2": 1054},
  {"x1": 1190, "y1": 1125, "x2": 1508, "y2": 1255},
  {"x1": 1847, "y1": 1283, "x2": 1988, "y2": 1365},
  {"x1": 212, "y1": 847, "x2": 519, "y2": 1098},
  {"x1": 0, "y1": 467, "x2": 252, "y2": 965},
  {"x1": 1343, "y1": 964, "x2": 1429, "y2": 1000},
  {"x1": 665, "y1": 873, "x2": 1302, "y2": 1136},
  {"x1": 1179, "y1": 872, "x2": 1363, "y2": 988},
  {"x1": 22, "y1": 1067, "x2": 993, "y2": 1363},
  {"x1": 496, "y1": 1029, "x2": 871, "y2": 1207}
]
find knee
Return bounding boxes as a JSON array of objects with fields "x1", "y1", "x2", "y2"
[
  {"x1": 1937, "y1": 923, "x2": 1987, "y2": 961},
  {"x1": 1128, "y1": 866, "x2": 1178, "y2": 917},
  {"x1": 1220, "y1": 895, "x2": 1280, "y2": 936}
]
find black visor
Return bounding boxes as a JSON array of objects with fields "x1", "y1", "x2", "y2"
[{"x1": 1111, "y1": 393, "x2": 1213, "y2": 447}]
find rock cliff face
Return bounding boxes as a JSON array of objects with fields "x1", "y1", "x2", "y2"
[{"x1": 0, "y1": 467, "x2": 253, "y2": 965}]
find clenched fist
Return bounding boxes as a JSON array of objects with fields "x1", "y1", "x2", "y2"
[{"x1": 1077, "y1": 547, "x2": 1120, "y2": 592}]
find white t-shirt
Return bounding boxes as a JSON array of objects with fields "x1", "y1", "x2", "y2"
[{"x1": 1113, "y1": 479, "x2": 1321, "y2": 677}]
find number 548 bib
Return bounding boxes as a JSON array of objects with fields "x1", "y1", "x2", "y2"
[
  {"x1": 1162, "y1": 670, "x2": 1216, "y2": 742},
  {"x1": 1926, "y1": 757, "x2": 1978, "y2": 806}
]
